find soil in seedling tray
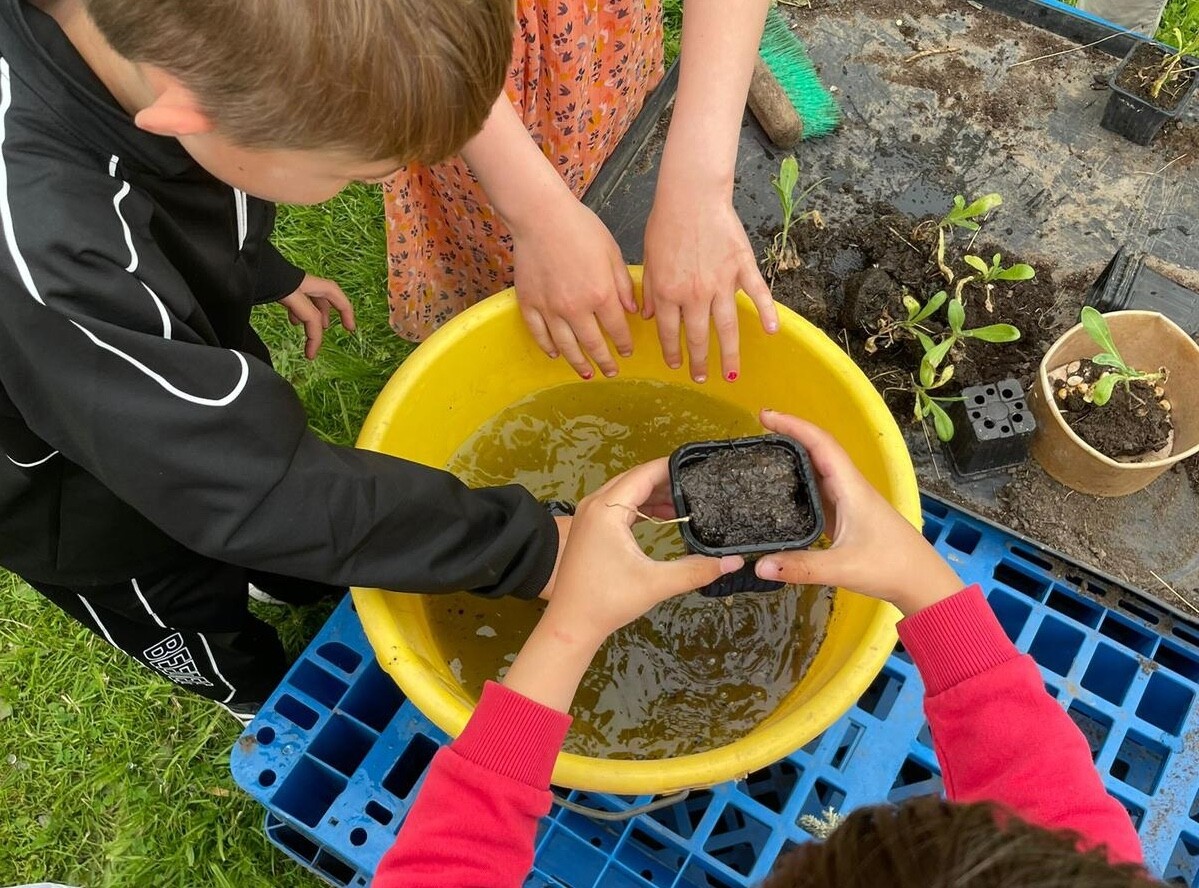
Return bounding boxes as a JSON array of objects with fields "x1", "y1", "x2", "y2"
[
  {"x1": 1115, "y1": 42, "x2": 1197, "y2": 111},
  {"x1": 1054, "y1": 360, "x2": 1172, "y2": 460},
  {"x1": 679, "y1": 445, "x2": 815, "y2": 548}
]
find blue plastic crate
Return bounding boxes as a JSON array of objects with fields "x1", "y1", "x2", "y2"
[{"x1": 232, "y1": 494, "x2": 1199, "y2": 887}]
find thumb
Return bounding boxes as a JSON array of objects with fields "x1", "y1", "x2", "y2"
[
  {"x1": 755, "y1": 549, "x2": 847, "y2": 590},
  {"x1": 656, "y1": 554, "x2": 743, "y2": 597}
]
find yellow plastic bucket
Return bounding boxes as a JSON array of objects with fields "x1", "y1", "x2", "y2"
[{"x1": 353, "y1": 267, "x2": 919, "y2": 795}]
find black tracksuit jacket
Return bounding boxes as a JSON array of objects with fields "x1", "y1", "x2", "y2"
[{"x1": 0, "y1": 0, "x2": 557, "y2": 597}]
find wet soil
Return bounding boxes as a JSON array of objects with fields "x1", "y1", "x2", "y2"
[
  {"x1": 1055, "y1": 360, "x2": 1173, "y2": 460},
  {"x1": 1114, "y1": 43, "x2": 1197, "y2": 112},
  {"x1": 678, "y1": 444, "x2": 815, "y2": 549}
]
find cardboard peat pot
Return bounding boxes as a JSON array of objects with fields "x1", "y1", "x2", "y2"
[{"x1": 1030, "y1": 311, "x2": 1199, "y2": 497}]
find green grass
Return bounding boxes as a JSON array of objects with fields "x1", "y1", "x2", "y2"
[{"x1": 1157, "y1": 0, "x2": 1199, "y2": 45}]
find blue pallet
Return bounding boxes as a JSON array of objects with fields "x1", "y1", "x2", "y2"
[{"x1": 232, "y1": 494, "x2": 1199, "y2": 887}]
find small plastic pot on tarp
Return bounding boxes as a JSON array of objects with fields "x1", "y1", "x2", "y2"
[
  {"x1": 668, "y1": 434, "x2": 825, "y2": 597},
  {"x1": 1101, "y1": 40, "x2": 1199, "y2": 146},
  {"x1": 1030, "y1": 310, "x2": 1199, "y2": 497},
  {"x1": 1085, "y1": 246, "x2": 1199, "y2": 337}
]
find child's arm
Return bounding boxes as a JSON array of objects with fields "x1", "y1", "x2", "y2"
[
  {"x1": 642, "y1": 0, "x2": 776, "y2": 386},
  {"x1": 461, "y1": 94, "x2": 636, "y2": 382},
  {"x1": 374, "y1": 460, "x2": 742, "y2": 887},
  {"x1": 756, "y1": 412, "x2": 1143, "y2": 865},
  {"x1": 899, "y1": 589, "x2": 1145, "y2": 865},
  {"x1": 0, "y1": 170, "x2": 558, "y2": 600}
]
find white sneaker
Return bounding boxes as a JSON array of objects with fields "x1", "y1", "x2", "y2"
[{"x1": 247, "y1": 583, "x2": 287, "y2": 606}]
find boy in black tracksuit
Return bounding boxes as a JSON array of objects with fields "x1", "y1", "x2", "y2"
[{"x1": 0, "y1": 0, "x2": 560, "y2": 722}]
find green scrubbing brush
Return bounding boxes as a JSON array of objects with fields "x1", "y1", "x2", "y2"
[{"x1": 749, "y1": 6, "x2": 840, "y2": 147}]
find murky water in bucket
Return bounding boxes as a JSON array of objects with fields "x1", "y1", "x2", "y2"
[{"x1": 431, "y1": 380, "x2": 833, "y2": 759}]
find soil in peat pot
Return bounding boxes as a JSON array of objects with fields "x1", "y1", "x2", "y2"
[
  {"x1": 679, "y1": 444, "x2": 816, "y2": 549},
  {"x1": 1053, "y1": 359, "x2": 1173, "y2": 460}
]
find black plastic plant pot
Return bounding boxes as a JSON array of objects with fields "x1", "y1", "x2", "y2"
[
  {"x1": 1101, "y1": 42, "x2": 1199, "y2": 146},
  {"x1": 668, "y1": 434, "x2": 825, "y2": 597},
  {"x1": 945, "y1": 379, "x2": 1036, "y2": 478},
  {"x1": 1086, "y1": 247, "x2": 1199, "y2": 337}
]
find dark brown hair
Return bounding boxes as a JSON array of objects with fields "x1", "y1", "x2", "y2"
[
  {"x1": 762, "y1": 797, "x2": 1153, "y2": 888},
  {"x1": 83, "y1": 0, "x2": 514, "y2": 163}
]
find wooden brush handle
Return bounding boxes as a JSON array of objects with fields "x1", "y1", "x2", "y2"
[{"x1": 747, "y1": 56, "x2": 804, "y2": 148}]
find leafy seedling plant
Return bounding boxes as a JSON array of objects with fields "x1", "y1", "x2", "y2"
[
  {"x1": 914, "y1": 296, "x2": 1021, "y2": 442},
  {"x1": 962, "y1": 252, "x2": 1036, "y2": 312},
  {"x1": 767, "y1": 155, "x2": 825, "y2": 283},
  {"x1": 864, "y1": 288, "x2": 947, "y2": 354},
  {"x1": 1150, "y1": 28, "x2": 1199, "y2": 101},
  {"x1": 933, "y1": 193, "x2": 1003, "y2": 284},
  {"x1": 913, "y1": 354, "x2": 959, "y2": 443},
  {"x1": 1078, "y1": 306, "x2": 1167, "y2": 406}
]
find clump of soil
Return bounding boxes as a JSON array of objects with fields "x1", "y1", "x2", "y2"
[
  {"x1": 1114, "y1": 43, "x2": 1197, "y2": 111},
  {"x1": 678, "y1": 444, "x2": 814, "y2": 548},
  {"x1": 1053, "y1": 359, "x2": 1173, "y2": 460}
]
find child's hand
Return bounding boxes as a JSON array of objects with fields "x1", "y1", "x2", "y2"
[
  {"x1": 511, "y1": 197, "x2": 635, "y2": 380},
  {"x1": 279, "y1": 274, "x2": 356, "y2": 360},
  {"x1": 503, "y1": 460, "x2": 741, "y2": 713},
  {"x1": 755, "y1": 411, "x2": 963, "y2": 616},
  {"x1": 543, "y1": 459, "x2": 743, "y2": 646},
  {"x1": 642, "y1": 186, "x2": 778, "y2": 384}
]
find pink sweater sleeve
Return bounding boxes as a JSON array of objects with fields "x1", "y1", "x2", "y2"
[
  {"x1": 373, "y1": 681, "x2": 572, "y2": 888},
  {"x1": 899, "y1": 585, "x2": 1144, "y2": 866}
]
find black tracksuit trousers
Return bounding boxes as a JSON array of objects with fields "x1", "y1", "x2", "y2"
[{"x1": 27, "y1": 558, "x2": 342, "y2": 712}]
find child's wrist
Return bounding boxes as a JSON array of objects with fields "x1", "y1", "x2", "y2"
[{"x1": 889, "y1": 561, "x2": 965, "y2": 617}]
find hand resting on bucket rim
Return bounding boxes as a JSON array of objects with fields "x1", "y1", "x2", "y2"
[{"x1": 373, "y1": 411, "x2": 1145, "y2": 887}]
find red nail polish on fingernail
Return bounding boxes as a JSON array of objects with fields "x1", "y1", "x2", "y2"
[
  {"x1": 581, "y1": 370, "x2": 594, "y2": 380},
  {"x1": 727, "y1": 371, "x2": 738, "y2": 382}
]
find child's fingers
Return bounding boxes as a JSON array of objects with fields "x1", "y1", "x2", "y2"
[
  {"x1": 755, "y1": 548, "x2": 848, "y2": 590},
  {"x1": 655, "y1": 554, "x2": 743, "y2": 598},
  {"x1": 613, "y1": 261, "x2": 638, "y2": 317},
  {"x1": 593, "y1": 459, "x2": 671, "y2": 522},
  {"x1": 742, "y1": 257, "x2": 779, "y2": 335},
  {"x1": 711, "y1": 293, "x2": 740, "y2": 383},
  {"x1": 520, "y1": 305, "x2": 559, "y2": 359},
  {"x1": 597, "y1": 293, "x2": 634, "y2": 360},
  {"x1": 760, "y1": 411, "x2": 859, "y2": 487}
]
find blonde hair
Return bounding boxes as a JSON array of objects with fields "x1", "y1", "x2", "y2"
[{"x1": 84, "y1": 0, "x2": 514, "y2": 163}]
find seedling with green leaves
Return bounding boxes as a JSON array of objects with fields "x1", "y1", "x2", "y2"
[
  {"x1": 933, "y1": 193, "x2": 1003, "y2": 284},
  {"x1": 963, "y1": 252, "x2": 1036, "y2": 284},
  {"x1": 921, "y1": 297, "x2": 1022, "y2": 373},
  {"x1": 766, "y1": 155, "x2": 824, "y2": 281},
  {"x1": 961, "y1": 252, "x2": 1036, "y2": 311},
  {"x1": 1150, "y1": 28, "x2": 1199, "y2": 101},
  {"x1": 913, "y1": 353, "x2": 959, "y2": 442},
  {"x1": 864, "y1": 288, "x2": 947, "y2": 354},
  {"x1": 1078, "y1": 306, "x2": 1168, "y2": 406}
]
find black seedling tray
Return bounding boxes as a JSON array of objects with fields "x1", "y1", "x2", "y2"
[
  {"x1": 945, "y1": 379, "x2": 1037, "y2": 478},
  {"x1": 1101, "y1": 43, "x2": 1199, "y2": 146}
]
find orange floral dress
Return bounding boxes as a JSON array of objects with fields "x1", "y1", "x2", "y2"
[{"x1": 383, "y1": 0, "x2": 665, "y2": 341}]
